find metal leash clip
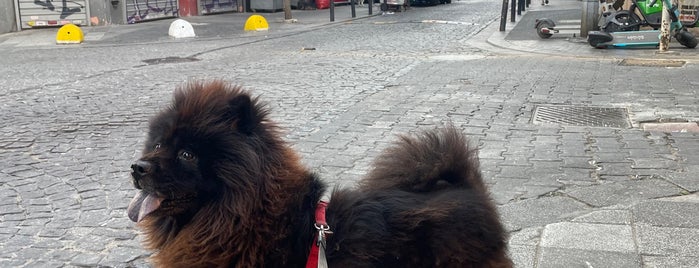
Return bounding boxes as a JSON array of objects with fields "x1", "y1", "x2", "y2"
[{"x1": 314, "y1": 223, "x2": 332, "y2": 247}]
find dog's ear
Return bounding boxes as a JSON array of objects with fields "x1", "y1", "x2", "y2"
[{"x1": 227, "y1": 94, "x2": 260, "y2": 134}]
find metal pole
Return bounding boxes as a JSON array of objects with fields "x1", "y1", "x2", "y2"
[
  {"x1": 330, "y1": 0, "x2": 335, "y2": 21},
  {"x1": 351, "y1": 0, "x2": 356, "y2": 17},
  {"x1": 14, "y1": 0, "x2": 22, "y2": 31},
  {"x1": 659, "y1": 0, "x2": 670, "y2": 51},
  {"x1": 369, "y1": 0, "x2": 373, "y2": 15},
  {"x1": 517, "y1": 0, "x2": 524, "y2": 15},
  {"x1": 500, "y1": 0, "x2": 509, "y2": 31},
  {"x1": 510, "y1": 0, "x2": 516, "y2": 22}
]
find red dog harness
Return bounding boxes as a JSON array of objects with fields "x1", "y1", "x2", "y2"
[{"x1": 306, "y1": 201, "x2": 331, "y2": 268}]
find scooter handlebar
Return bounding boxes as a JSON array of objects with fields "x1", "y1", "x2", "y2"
[{"x1": 649, "y1": 0, "x2": 657, "y2": 6}]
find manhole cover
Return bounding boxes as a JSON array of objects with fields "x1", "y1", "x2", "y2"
[
  {"x1": 142, "y1": 56, "x2": 199, "y2": 65},
  {"x1": 619, "y1": 59, "x2": 685, "y2": 67},
  {"x1": 532, "y1": 105, "x2": 630, "y2": 128}
]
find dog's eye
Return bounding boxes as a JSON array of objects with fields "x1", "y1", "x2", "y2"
[{"x1": 179, "y1": 150, "x2": 195, "y2": 161}]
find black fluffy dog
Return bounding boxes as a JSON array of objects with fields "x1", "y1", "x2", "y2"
[{"x1": 127, "y1": 80, "x2": 512, "y2": 267}]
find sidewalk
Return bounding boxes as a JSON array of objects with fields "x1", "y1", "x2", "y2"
[
  {"x1": 3, "y1": 0, "x2": 697, "y2": 61},
  {"x1": 486, "y1": 0, "x2": 699, "y2": 60},
  {"x1": 0, "y1": 4, "x2": 378, "y2": 48}
]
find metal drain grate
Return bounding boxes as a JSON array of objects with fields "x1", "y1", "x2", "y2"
[
  {"x1": 532, "y1": 105, "x2": 630, "y2": 128},
  {"x1": 619, "y1": 59, "x2": 685, "y2": 67}
]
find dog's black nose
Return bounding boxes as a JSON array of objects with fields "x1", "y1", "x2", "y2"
[{"x1": 131, "y1": 160, "x2": 152, "y2": 177}]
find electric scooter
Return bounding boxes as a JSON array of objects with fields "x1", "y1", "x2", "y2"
[
  {"x1": 587, "y1": 0, "x2": 698, "y2": 48},
  {"x1": 535, "y1": 19, "x2": 582, "y2": 39},
  {"x1": 629, "y1": 0, "x2": 699, "y2": 29}
]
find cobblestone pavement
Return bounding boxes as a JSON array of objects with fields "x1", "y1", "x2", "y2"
[{"x1": 1, "y1": 1, "x2": 698, "y2": 267}]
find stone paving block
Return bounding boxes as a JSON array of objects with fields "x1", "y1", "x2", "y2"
[
  {"x1": 499, "y1": 153, "x2": 532, "y2": 166},
  {"x1": 532, "y1": 136, "x2": 560, "y2": 145},
  {"x1": 665, "y1": 168, "x2": 699, "y2": 191},
  {"x1": 632, "y1": 199, "x2": 699, "y2": 228},
  {"x1": 561, "y1": 156, "x2": 594, "y2": 169},
  {"x1": 531, "y1": 151, "x2": 560, "y2": 161},
  {"x1": 541, "y1": 222, "x2": 635, "y2": 253},
  {"x1": 530, "y1": 160, "x2": 562, "y2": 171},
  {"x1": 497, "y1": 165, "x2": 532, "y2": 180},
  {"x1": 619, "y1": 131, "x2": 649, "y2": 140},
  {"x1": 623, "y1": 140, "x2": 652, "y2": 149},
  {"x1": 597, "y1": 162, "x2": 633, "y2": 176},
  {"x1": 483, "y1": 131, "x2": 508, "y2": 142},
  {"x1": 631, "y1": 158, "x2": 679, "y2": 170},
  {"x1": 636, "y1": 224, "x2": 699, "y2": 256},
  {"x1": 490, "y1": 180, "x2": 527, "y2": 204},
  {"x1": 100, "y1": 246, "x2": 148, "y2": 265},
  {"x1": 572, "y1": 209, "x2": 632, "y2": 225},
  {"x1": 592, "y1": 137, "x2": 623, "y2": 147},
  {"x1": 588, "y1": 128, "x2": 620, "y2": 138},
  {"x1": 504, "y1": 138, "x2": 535, "y2": 150},
  {"x1": 0, "y1": 204, "x2": 25, "y2": 215},
  {"x1": 499, "y1": 196, "x2": 589, "y2": 231},
  {"x1": 565, "y1": 179, "x2": 683, "y2": 207},
  {"x1": 628, "y1": 148, "x2": 670, "y2": 159},
  {"x1": 508, "y1": 226, "x2": 543, "y2": 246},
  {"x1": 598, "y1": 175, "x2": 634, "y2": 182},
  {"x1": 70, "y1": 253, "x2": 103, "y2": 267},
  {"x1": 509, "y1": 244, "x2": 536, "y2": 268},
  {"x1": 592, "y1": 152, "x2": 632, "y2": 163},
  {"x1": 0, "y1": 259, "x2": 28, "y2": 267},
  {"x1": 552, "y1": 169, "x2": 597, "y2": 185},
  {"x1": 642, "y1": 255, "x2": 699, "y2": 268},
  {"x1": 525, "y1": 173, "x2": 564, "y2": 187},
  {"x1": 538, "y1": 247, "x2": 640, "y2": 268},
  {"x1": 478, "y1": 148, "x2": 505, "y2": 159}
]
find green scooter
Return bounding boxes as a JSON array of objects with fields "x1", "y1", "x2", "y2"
[{"x1": 587, "y1": 0, "x2": 698, "y2": 48}]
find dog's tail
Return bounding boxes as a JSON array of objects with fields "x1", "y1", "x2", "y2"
[{"x1": 359, "y1": 126, "x2": 487, "y2": 193}]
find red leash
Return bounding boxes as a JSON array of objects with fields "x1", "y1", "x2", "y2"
[{"x1": 306, "y1": 201, "x2": 331, "y2": 268}]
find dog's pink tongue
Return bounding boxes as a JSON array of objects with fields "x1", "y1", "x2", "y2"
[{"x1": 127, "y1": 191, "x2": 164, "y2": 222}]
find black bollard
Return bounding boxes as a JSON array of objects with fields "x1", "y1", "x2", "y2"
[
  {"x1": 330, "y1": 0, "x2": 335, "y2": 21},
  {"x1": 499, "y1": 0, "x2": 508, "y2": 31},
  {"x1": 351, "y1": 0, "x2": 356, "y2": 17}
]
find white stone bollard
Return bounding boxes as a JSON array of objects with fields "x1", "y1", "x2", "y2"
[{"x1": 168, "y1": 19, "x2": 196, "y2": 39}]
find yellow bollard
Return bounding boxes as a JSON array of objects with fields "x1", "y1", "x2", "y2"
[
  {"x1": 56, "y1": 24, "x2": 84, "y2": 44},
  {"x1": 244, "y1": 15, "x2": 269, "y2": 31}
]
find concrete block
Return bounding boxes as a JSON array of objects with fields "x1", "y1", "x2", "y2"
[
  {"x1": 665, "y1": 170, "x2": 699, "y2": 191},
  {"x1": 538, "y1": 247, "x2": 640, "y2": 268},
  {"x1": 541, "y1": 222, "x2": 635, "y2": 253},
  {"x1": 499, "y1": 196, "x2": 589, "y2": 231},
  {"x1": 642, "y1": 255, "x2": 699, "y2": 268},
  {"x1": 509, "y1": 244, "x2": 537, "y2": 268},
  {"x1": 509, "y1": 226, "x2": 543, "y2": 246},
  {"x1": 572, "y1": 210, "x2": 632, "y2": 225},
  {"x1": 565, "y1": 179, "x2": 683, "y2": 207},
  {"x1": 637, "y1": 224, "x2": 699, "y2": 256},
  {"x1": 632, "y1": 200, "x2": 699, "y2": 228}
]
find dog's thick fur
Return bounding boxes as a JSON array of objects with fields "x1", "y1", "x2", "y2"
[{"x1": 128, "y1": 80, "x2": 511, "y2": 267}]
